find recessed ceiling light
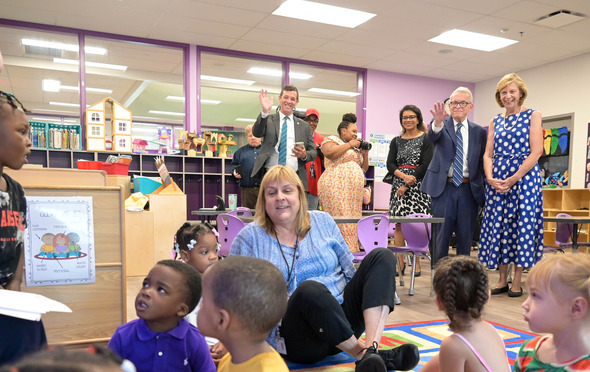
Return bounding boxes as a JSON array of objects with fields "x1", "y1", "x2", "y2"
[
  {"x1": 42, "y1": 79, "x2": 113, "y2": 94},
  {"x1": 438, "y1": 49, "x2": 453, "y2": 54},
  {"x1": 308, "y1": 88, "x2": 360, "y2": 97},
  {"x1": 247, "y1": 67, "x2": 312, "y2": 80},
  {"x1": 272, "y1": 0, "x2": 376, "y2": 28},
  {"x1": 49, "y1": 102, "x2": 80, "y2": 107},
  {"x1": 53, "y1": 58, "x2": 128, "y2": 71},
  {"x1": 201, "y1": 75, "x2": 255, "y2": 85},
  {"x1": 22, "y1": 39, "x2": 107, "y2": 55},
  {"x1": 148, "y1": 110, "x2": 185, "y2": 116},
  {"x1": 428, "y1": 29, "x2": 517, "y2": 52},
  {"x1": 166, "y1": 96, "x2": 221, "y2": 104},
  {"x1": 236, "y1": 118, "x2": 256, "y2": 122}
]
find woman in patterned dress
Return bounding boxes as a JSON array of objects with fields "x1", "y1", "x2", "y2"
[
  {"x1": 479, "y1": 73, "x2": 544, "y2": 298},
  {"x1": 318, "y1": 113, "x2": 369, "y2": 252},
  {"x1": 387, "y1": 105, "x2": 433, "y2": 275}
]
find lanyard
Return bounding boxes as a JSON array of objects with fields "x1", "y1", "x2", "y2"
[{"x1": 274, "y1": 232, "x2": 298, "y2": 284}]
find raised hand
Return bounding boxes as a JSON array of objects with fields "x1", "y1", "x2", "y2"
[
  {"x1": 259, "y1": 89, "x2": 273, "y2": 114},
  {"x1": 430, "y1": 101, "x2": 447, "y2": 127}
]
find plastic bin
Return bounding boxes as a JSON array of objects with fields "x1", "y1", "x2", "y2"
[
  {"x1": 133, "y1": 176, "x2": 162, "y2": 195},
  {"x1": 101, "y1": 162, "x2": 130, "y2": 176},
  {"x1": 76, "y1": 160, "x2": 102, "y2": 170}
]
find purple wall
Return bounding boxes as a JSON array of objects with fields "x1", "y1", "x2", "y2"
[{"x1": 365, "y1": 69, "x2": 475, "y2": 209}]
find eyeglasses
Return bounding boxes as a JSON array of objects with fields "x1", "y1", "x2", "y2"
[
  {"x1": 305, "y1": 118, "x2": 319, "y2": 124},
  {"x1": 449, "y1": 101, "x2": 471, "y2": 108},
  {"x1": 402, "y1": 115, "x2": 417, "y2": 120},
  {"x1": 0, "y1": 91, "x2": 28, "y2": 112}
]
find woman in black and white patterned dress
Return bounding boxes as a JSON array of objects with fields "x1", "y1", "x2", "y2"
[{"x1": 387, "y1": 105, "x2": 433, "y2": 275}]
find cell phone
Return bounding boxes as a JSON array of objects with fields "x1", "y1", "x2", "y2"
[
  {"x1": 294, "y1": 142, "x2": 304, "y2": 149},
  {"x1": 234, "y1": 165, "x2": 242, "y2": 175}
]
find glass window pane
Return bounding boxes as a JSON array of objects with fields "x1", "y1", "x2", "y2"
[
  {"x1": 85, "y1": 36, "x2": 184, "y2": 152},
  {"x1": 290, "y1": 63, "x2": 358, "y2": 138},
  {"x1": 0, "y1": 26, "x2": 81, "y2": 129},
  {"x1": 200, "y1": 52, "x2": 282, "y2": 133}
]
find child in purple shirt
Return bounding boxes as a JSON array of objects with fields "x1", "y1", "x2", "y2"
[{"x1": 108, "y1": 260, "x2": 215, "y2": 372}]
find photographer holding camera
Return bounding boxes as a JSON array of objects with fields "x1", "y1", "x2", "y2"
[{"x1": 318, "y1": 113, "x2": 370, "y2": 253}]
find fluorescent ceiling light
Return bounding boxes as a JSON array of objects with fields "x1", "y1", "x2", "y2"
[
  {"x1": 149, "y1": 110, "x2": 185, "y2": 117},
  {"x1": 32, "y1": 117, "x2": 78, "y2": 124},
  {"x1": 308, "y1": 88, "x2": 360, "y2": 97},
  {"x1": 42, "y1": 79, "x2": 112, "y2": 94},
  {"x1": 428, "y1": 29, "x2": 518, "y2": 52},
  {"x1": 247, "y1": 67, "x2": 312, "y2": 80},
  {"x1": 272, "y1": 0, "x2": 376, "y2": 28},
  {"x1": 53, "y1": 58, "x2": 128, "y2": 71},
  {"x1": 22, "y1": 38, "x2": 107, "y2": 55},
  {"x1": 49, "y1": 102, "x2": 80, "y2": 107},
  {"x1": 236, "y1": 118, "x2": 256, "y2": 122},
  {"x1": 201, "y1": 75, "x2": 255, "y2": 85},
  {"x1": 166, "y1": 96, "x2": 221, "y2": 104}
]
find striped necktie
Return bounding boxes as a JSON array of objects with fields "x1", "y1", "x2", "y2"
[
  {"x1": 278, "y1": 116, "x2": 288, "y2": 165},
  {"x1": 452, "y1": 123, "x2": 464, "y2": 186}
]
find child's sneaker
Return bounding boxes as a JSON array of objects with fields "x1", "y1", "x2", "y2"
[{"x1": 355, "y1": 342, "x2": 386, "y2": 372}]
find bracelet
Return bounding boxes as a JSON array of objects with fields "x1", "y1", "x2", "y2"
[{"x1": 349, "y1": 142, "x2": 353, "y2": 148}]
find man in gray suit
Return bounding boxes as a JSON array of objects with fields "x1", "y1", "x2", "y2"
[{"x1": 251, "y1": 85, "x2": 317, "y2": 190}]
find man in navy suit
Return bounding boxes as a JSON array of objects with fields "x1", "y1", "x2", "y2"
[
  {"x1": 251, "y1": 85, "x2": 317, "y2": 190},
  {"x1": 421, "y1": 87, "x2": 487, "y2": 260}
]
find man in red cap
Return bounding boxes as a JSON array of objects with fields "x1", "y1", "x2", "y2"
[{"x1": 304, "y1": 108, "x2": 324, "y2": 210}]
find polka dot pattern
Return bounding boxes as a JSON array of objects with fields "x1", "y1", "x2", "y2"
[{"x1": 478, "y1": 108, "x2": 544, "y2": 269}]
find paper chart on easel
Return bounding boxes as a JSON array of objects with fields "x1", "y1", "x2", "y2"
[{"x1": 24, "y1": 196, "x2": 95, "y2": 286}]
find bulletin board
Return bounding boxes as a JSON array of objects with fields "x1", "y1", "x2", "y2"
[
  {"x1": 367, "y1": 132, "x2": 394, "y2": 182},
  {"x1": 20, "y1": 186, "x2": 125, "y2": 346}
]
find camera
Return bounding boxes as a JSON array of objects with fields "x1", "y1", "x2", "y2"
[{"x1": 359, "y1": 140, "x2": 372, "y2": 150}]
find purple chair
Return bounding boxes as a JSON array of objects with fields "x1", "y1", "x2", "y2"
[
  {"x1": 388, "y1": 213, "x2": 432, "y2": 296},
  {"x1": 216, "y1": 213, "x2": 246, "y2": 257},
  {"x1": 354, "y1": 215, "x2": 390, "y2": 262},
  {"x1": 227, "y1": 207, "x2": 253, "y2": 217},
  {"x1": 356, "y1": 214, "x2": 401, "y2": 305},
  {"x1": 546, "y1": 212, "x2": 590, "y2": 253}
]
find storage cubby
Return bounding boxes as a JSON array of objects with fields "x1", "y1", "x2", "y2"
[
  {"x1": 542, "y1": 188, "x2": 590, "y2": 247},
  {"x1": 28, "y1": 149, "x2": 376, "y2": 221}
]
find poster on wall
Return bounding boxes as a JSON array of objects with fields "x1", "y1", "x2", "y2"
[
  {"x1": 24, "y1": 197, "x2": 95, "y2": 287},
  {"x1": 367, "y1": 132, "x2": 394, "y2": 181}
]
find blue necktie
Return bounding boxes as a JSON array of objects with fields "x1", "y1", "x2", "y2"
[
  {"x1": 452, "y1": 123, "x2": 464, "y2": 186},
  {"x1": 278, "y1": 117, "x2": 288, "y2": 165}
]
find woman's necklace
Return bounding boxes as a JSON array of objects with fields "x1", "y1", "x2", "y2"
[
  {"x1": 274, "y1": 231, "x2": 298, "y2": 284},
  {"x1": 502, "y1": 106, "x2": 523, "y2": 131}
]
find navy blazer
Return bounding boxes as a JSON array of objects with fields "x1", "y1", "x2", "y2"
[
  {"x1": 420, "y1": 116, "x2": 487, "y2": 206},
  {"x1": 251, "y1": 112, "x2": 317, "y2": 190}
]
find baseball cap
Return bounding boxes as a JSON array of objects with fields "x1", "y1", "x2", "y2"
[{"x1": 305, "y1": 108, "x2": 319, "y2": 119}]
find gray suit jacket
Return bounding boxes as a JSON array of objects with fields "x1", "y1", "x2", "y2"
[{"x1": 251, "y1": 112, "x2": 317, "y2": 190}]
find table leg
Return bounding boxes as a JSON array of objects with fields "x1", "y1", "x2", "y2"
[
  {"x1": 430, "y1": 223, "x2": 436, "y2": 296},
  {"x1": 572, "y1": 223, "x2": 579, "y2": 252}
]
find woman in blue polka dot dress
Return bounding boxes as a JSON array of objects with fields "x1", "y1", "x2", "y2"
[{"x1": 479, "y1": 73, "x2": 544, "y2": 298}]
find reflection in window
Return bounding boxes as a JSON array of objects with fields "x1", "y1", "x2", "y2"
[
  {"x1": 0, "y1": 26, "x2": 81, "y2": 126},
  {"x1": 289, "y1": 63, "x2": 358, "y2": 137},
  {"x1": 200, "y1": 52, "x2": 282, "y2": 136}
]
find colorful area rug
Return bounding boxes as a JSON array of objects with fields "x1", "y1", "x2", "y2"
[{"x1": 287, "y1": 319, "x2": 538, "y2": 371}]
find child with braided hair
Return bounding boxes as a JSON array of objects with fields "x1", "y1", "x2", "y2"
[
  {"x1": 421, "y1": 256, "x2": 510, "y2": 372},
  {"x1": 174, "y1": 222, "x2": 227, "y2": 365},
  {"x1": 514, "y1": 253, "x2": 590, "y2": 371}
]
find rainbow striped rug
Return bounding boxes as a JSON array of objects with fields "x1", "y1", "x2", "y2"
[{"x1": 287, "y1": 319, "x2": 537, "y2": 371}]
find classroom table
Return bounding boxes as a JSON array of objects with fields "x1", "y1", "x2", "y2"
[
  {"x1": 543, "y1": 216, "x2": 590, "y2": 252},
  {"x1": 191, "y1": 208, "x2": 254, "y2": 223},
  {"x1": 237, "y1": 214, "x2": 445, "y2": 284}
]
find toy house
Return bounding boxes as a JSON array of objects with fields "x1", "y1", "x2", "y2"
[{"x1": 85, "y1": 97, "x2": 132, "y2": 152}]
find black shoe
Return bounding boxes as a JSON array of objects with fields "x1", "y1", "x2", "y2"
[
  {"x1": 377, "y1": 343, "x2": 420, "y2": 371},
  {"x1": 414, "y1": 271, "x2": 421, "y2": 277},
  {"x1": 355, "y1": 342, "x2": 387, "y2": 372},
  {"x1": 508, "y1": 287, "x2": 523, "y2": 297},
  {"x1": 491, "y1": 285, "x2": 509, "y2": 295}
]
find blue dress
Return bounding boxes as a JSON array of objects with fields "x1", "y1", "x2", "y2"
[{"x1": 479, "y1": 108, "x2": 544, "y2": 269}]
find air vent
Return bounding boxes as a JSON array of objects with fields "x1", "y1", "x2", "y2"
[
  {"x1": 534, "y1": 10, "x2": 585, "y2": 28},
  {"x1": 24, "y1": 45, "x2": 62, "y2": 57}
]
